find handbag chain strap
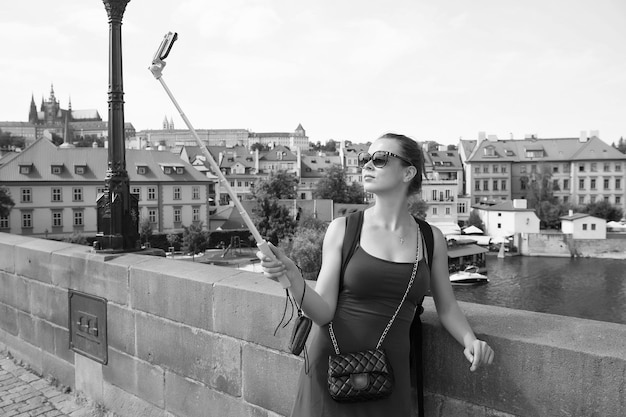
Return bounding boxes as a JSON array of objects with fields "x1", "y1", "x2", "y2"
[{"x1": 329, "y1": 225, "x2": 421, "y2": 355}]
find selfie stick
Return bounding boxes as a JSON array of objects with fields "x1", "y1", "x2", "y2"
[{"x1": 149, "y1": 32, "x2": 290, "y2": 288}]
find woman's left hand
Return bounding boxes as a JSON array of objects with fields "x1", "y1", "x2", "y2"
[{"x1": 464, "y1": 339, "x2": 494, "y2": 372}]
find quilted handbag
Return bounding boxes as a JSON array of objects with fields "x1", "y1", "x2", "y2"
[
  {"x1": 328, "y1": 348, "x2": 393, "y2": 402},
  {"x1": 327, "y1": 228, "x2": 421, "y2": 402}
]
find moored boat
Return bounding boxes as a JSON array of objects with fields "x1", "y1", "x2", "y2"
[{"x1": 449, "y1": 265, "x2": 489, "y2": 285}]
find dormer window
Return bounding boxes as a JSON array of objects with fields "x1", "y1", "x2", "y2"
[
  {"x1": 137, "y1": 165, "x2": 148, "y2": 175},
  {"x1": 51, "y1": 164, "x2": 64, "y2": 174},
  {"x1": 74, "y1": 165, "x2": 87, "y2": 175},
  {"x1": 19, "y1": 164, "x2": 32, "y2": 175},
  {"x1": 484, "y1": 146, "x2": 496, "y2": 157},
  {"x1": 176, "y1": 167, "x2": 184, "y2": 174},
  {"x1": 164, "y1": 166, "x2": 172, "y2": 174}
]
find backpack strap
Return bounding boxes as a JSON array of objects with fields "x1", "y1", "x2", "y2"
[
  {"x1": 340, "y1": 210, "x2": 364, "y2": 289},
  {"x1": 410, "y1": 218, "x2": 433, "y2": 417}
]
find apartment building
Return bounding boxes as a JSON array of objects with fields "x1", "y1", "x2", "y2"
[
  {"x1": 461, "y1": 135, "x2": 626, "y2": 212},
  {"x1": 420, "y1": 148, "x2": 465, "y2": 224},
  {"x1": 0, "y1": 138, "x2": 213, "y2": 239}
]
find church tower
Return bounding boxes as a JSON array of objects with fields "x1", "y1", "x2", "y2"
[{"x1": 28, "y1": 94, "x2": 38, "y2": 124}]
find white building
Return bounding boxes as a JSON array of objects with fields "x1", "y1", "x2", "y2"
[
  {"x1": 473, "y1": 199, "x2": 540, "y2": 238},
  {"x1": 560, "y1": 212, "x2": 606, "y2": 239}
]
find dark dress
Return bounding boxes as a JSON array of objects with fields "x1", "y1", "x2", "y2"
[{"x1": 290, "y1": 244, "x2": 431, "y2": 417}]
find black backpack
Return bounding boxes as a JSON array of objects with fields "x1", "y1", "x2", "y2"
[{"x1": 340, "y1": 210, "x2": 433, "y2": 417}]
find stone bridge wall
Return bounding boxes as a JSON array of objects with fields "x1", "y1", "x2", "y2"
[{"x1": 1, "y1": 233, "x2": 625, "y2": 417}]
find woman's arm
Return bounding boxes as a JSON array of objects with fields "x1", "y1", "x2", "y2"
[
  {"x1": 258, "y1": 216, "x2": 346, "y2": 326},
  {"x1": 429, "y1": 226, "x2": 494, "y2": 371}
]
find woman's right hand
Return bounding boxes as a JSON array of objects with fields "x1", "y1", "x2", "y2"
[{"x1": 256, "y1": 242, "x2": 301, "y2": 284}]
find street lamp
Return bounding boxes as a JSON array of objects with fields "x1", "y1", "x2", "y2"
[{"x1": 95, "y1": 0, "x2": 139, "y2": 251}]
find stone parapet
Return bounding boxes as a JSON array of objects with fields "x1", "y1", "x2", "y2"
[{"x1": 0, "y1": 232, "x2": 624, "y2": 416}]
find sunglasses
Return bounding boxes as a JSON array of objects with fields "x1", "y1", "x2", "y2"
[{"x1": 357, "y1": 151, "x2": 413, "y2": 169}]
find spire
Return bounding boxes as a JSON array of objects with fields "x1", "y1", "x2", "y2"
[
  {"x1": 68, "y1": 96, "x2": 72, "y2": 111},
  {"x1": 29, "y1": 94, "x2": 38, "y2": 123},
  {"x1": 50, "y1": 83, "x2": 55, "y2": 101}
]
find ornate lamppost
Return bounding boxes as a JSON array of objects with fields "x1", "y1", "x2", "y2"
[{"x1": 96, "y1": 0, "x2": 139, "y2": 251}]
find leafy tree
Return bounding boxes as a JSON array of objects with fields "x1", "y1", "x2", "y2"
[
  {"x1": 250, "y1": 142, "x2": 269, "y2": 152},
  {"x1": 251, "y1": 171, "x2": 298, "y2": 200},
  {"x1": 285, "y1": 226, "x2": 325, "y2": 280},
  {"x1": 0, "y1": 187, "x2": 15, "y2": 217},
  {"x1": 407, "y1": 196, "x2": 428, "y2": 220},
  {"x1": 0, "y1": 130, "x2": 26, "y2": 150},
  {"x1": 521, "y1": 163, "x2": 559, "y2": 228},
  {"x1": 313, "y1": 165, "x2": 365, "y2": 204},
  {"x1": 166, "y1": 233, "x2": 180, "y2": 251},
  {"x1": 467, "y1": 209, "x2": 486, "y2": 232},
  {"x1": 182, "y1": 222, "x2": 210, "y2": 260},
  {"x1": 579, "y1": 201, "x2": 624, "y2": 222},
  {"x1": 253, "y1": 198, "x2": 297, "y2": 245},
  {"x1": 615, "y1": 137, "x2": 626, "y2": 154},
  {"x1": 139, "y1": 218, "x2": 153, "y2": 244}
]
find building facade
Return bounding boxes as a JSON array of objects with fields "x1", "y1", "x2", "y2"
[{"x1": 0, "y1": 139, "x2": 213, "y2": 239}]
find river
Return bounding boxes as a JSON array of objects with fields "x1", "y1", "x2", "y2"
[{"x1": 452, "y1": 254, "x2": 626, "y2": 325}]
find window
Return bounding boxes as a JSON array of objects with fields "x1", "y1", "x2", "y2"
[
  {"x1": 137, "y1": 166, "x2": 147, "y2": 175},
  {"x1": 590, "y1": 179, "x2": 596, "y2": 190},
  {"x1": 132, "y1": 187, "x2": 141, "y2": 200},
  {"x1": 501, "y1": 165, "x2": 507, "y2": 173},
  {"x1": 148, "y1": 209, "x2": 157, "y2": 224},
  {"x1": 52, "y1": 188, "x2": 62, "y2": 202},
  {"x1": 19, "y1": 165, "x2": 31, "y2": 174},
  {"x1": 73, "y1": 187, "x2": 83, "y2": 202},
  {"x1": 458, "y1": 202, "x2": 466, "y2": 214},
  {"x1": 591, "y1": 224, "x2": 596, "y2": 231},
  {"x1": 432, "y1": 207, "x2": 438, "y2": 215},
  {"x1": 579, "y1": 179, "x2": 585, "y2": 189},
  {"x1": 0, "y1": 215, "x2": 9, "y2": 229},
  {"x1": 192, "y1": 207, "x2": 200, "y2": 222},
  {"x1": 553, "y1": 179, "x2": 559, "y2": 190},
  {"x1": 474, "y1": 166, "x2": 480, "y2": 173},
  {"x1": 230, "y1": 181, "x2": 235, "y2": 187},
  {"x1": 493, "y1": 180, "x2": 498, "y2": 191},
  {"x1": 501, "y1": 180, "x2": 507, "y2": 191},
  {"x1": 579, "y1": 164, "x2": 585, "y2": 172},
  {"x1": 604, "y1": 163, "x2": 610, "y2": 172},
  {"x1": 97, "y1": 187, "x2": 106, "y2": 195},
  {"x1": 244, "y1": 181, "x2": 250, "y2": 187},
  {"x1": 604, "y1": 179, "x2": 610, "y2": 190},
  {"x1": 531, "y1": 164, "x2": 537, "y2": 173},
  {"x1": 173, "y1": 208, "x2": 181, "y2": 223},
  {"x1": 52, "y1": 211, "x2": 63, "y2": 227},
  {"x1": 497, "y1": 223, "x2": 502, "y2": 229},
  {"x1": 192, "y1": 186, "x2": 200, "y2": 200},
  {"x1": 616, "y1": 163, "x2": 622, "y2": 172},
  {"x1": 51, "y1": 165, "x2": 63, "y2": 174},
  {"x1": 616, "y1": 196, "x2": 621, "y2": 204},
  {"x1": 483, "y1": 180, "x2": 489, "y2": 191},
  {"x1": 590, "y1": 163, "x2": 597, "y2": 172},
  {"x1": 590, "y1": 195, "x2": 596, "y2": 203},
  {"x1": 474, "y1": 180, "x2": 480, "y2": 191},
  {"x1": 616, "y1": 178, "x2": 622, "y2": 190},
  {"x1": 483, "y1": 166, "x2": 489, "y2": 173},
  {"x1": 445, "y1": 207, "x2": 451, "y2": 215},
  {"x1": 73, "y1": 210, "x2": 83, "y2": 227},
  {"x1": 148, "y1": 187, "x2": 156, "y2": 200},
  {"x1": 520, "y1": 165, "x2": 527, "y2": 174},
  {"x1": 75, "y1": 166, "x2": 86, "y2": 175},
  {"x1": 237, "y1": 181, "x2": 242, "y2": 187},
  {"x1": 173, "y1": 187, "x2": 181, "y2": 200},
  {"x1": 22, "y1": 212, "x2": 32, "y2": 228},
  {"x1": 176, "y1": 167, "x2": 184, "y2": 174},
  {"x1": 164, "y1": 167, "x2": 172, "y2": 174},
  {"x1": 564, "y1": 163, "x2": 571, "y2": 173},
  {"x1": 579, "y1": 196, "x2": 585, "y2": 205},
  {"x1": 583, "y1": 224, "x2": 588, "y2": 231},
  {"x1": 492, "y1": 165, "x2": 499, "y2": 173},
  {"x1": 563, "y1": 196, "x2": 569, "y2": 203},
  {"x1": 432, "y1": 190, "x2": 438, "y2": 200},
  {"x1": 21, "y1": 188, "x2": 32, "y2": 203},
  {"x1": 563, "y1": 179, "x2": 569, "y2": 190},
  {"x1": 553, "y1": 165, "x2": 559, "y2": 173}
]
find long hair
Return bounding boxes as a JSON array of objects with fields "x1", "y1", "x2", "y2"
[{"x1": 378, "y1": 133, "x2": 425, "y2": 195}]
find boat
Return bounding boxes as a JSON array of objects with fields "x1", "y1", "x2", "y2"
[{"x1": 449, "y1": 265, "x2": 489, "y2": 285}]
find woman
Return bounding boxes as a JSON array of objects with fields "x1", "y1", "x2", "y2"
[{"x1": 258, "y1": 133, "x2": 494, "y2": 416}]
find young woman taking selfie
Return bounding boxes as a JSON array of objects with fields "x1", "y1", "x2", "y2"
[{"x1": 258, "y1": 133, "x2": 494, "y2": 416}]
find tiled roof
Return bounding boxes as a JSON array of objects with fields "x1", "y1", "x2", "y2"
[
  {"x1": 0, "y1": 138, "x2": 211, "y2": 183},
  {"x1": 428, "y1": 149, "x2": 463, "y2": 169},
  {"x1": 260, "y1": 145, "x2": 297, "y2": 161},
  {"x1": 473, "y1": 201, "x2": 534, "y2": 212}
]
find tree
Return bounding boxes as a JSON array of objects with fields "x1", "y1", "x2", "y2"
[
  {"x1": 615, "y1": 137, "x2": 626, "y2": 154},
  {"x1": 250, "y1": 142, "x2": 269, "y2": 152},
  {"x1": 467, "y1": 209, "x2": 486, "y2": 232},
  {"x1": 0, "y1": 130, "x2": 26, "y2": 150},
  {"x1": 0, "y1": 187, "x2": 15, "y2": 217},
  {"x1": 313, "y1": 165, "x2": 365, "y2": 204},
  {"x1": 251, "y1": 171, "x2": 298, "y2": 200},
  {"x1": 253, "y1": 198, "x2": 297, "y2": 245},
  {"x1": 166, "y1": 233, "x2": 180, "y2": 251},
  {"x1": 285, "y1": 226, "x2": 325, "y2": 280},
  {"x1": 139, "y1": 218, "x2": 153, "y2": 244},
  {"x1": 408, "y1": 196, "x2": 428, "y2": 220},
  {"x1": 182, "y1": 222, "x2": 210, "y2": 260},
  {"x1": 521, "y1": 163, "x2": 558, "y2": 228},
  {"x1": 579, "y1": 201, "x2": 624, "y2": 222}
]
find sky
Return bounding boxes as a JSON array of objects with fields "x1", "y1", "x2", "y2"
[{"x1": 1, "y1": 0, "x2": 625, "y2": 146}]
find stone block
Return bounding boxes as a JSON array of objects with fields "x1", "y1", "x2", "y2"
[
  {"x1": 0, "y1": 272, "x2": 30, "y2": 313},
  {"x1": 0, "y1": 232, "x2": 33, "y2": 274},
  {"x1": 164, "y1": 371, "x2": 267, "y2": 417},
  {"x1": 107, "y1": 302, "x2": 135, "y2": 355},
  {"x1": 16, "y1": 310, "x2": 36, "y2": 345},
  {"x1": 130, "y1": 260, "x2": 232, "y2": 330},
  {"x1": 242, "y1": 343, "x2": 301, "y2": 416},
  {"x1": 136, "y1": 313, "x2": 241, "y2": 396},
  {"x1": 75, "y1": 353, "x2": 103, "y2": 404},
  {"x1": 0, "y1": 326, "x2": 43, "y2": 375},
  {"x1": 213, "y1": 271, "x2": 296, "y2": 351},
  {"x1": 30, "y1": 282, "x2": 67, "y2": 327},
  {"x1": 41, "y1": 349, "x2": 74, "y2": 389},
  {"x1": 102, "y1": 348, "x2": 165, "y2": 408},
  {"x1": 103, "y1": 382, "x2": 174, "y2": 417},
  {"x1": 49, "y1": 244, "x2": 93, "y2": 288},
  {"x1": 14, "y1": 239, "x2": 75, "y2": 284},
  {"x1": 0, "y1": 302, "x2": 18, "y2": 336}
]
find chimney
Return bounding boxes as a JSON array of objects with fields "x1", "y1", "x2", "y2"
[
  {"x1": 568, "y1": 209, "x2": 573, "y2": 217},
  {"x1": 579, "y1": 131, "x2": 588, "y2": 142},
  {"x1": 590, "y1": 130, "x2": 599, "y2": 139},
  {"x1": 513, "y1": 199, "x2": 527, "y2": 209},
  {"x1": 478, "y1": 131, "x2": 486, "y2": 141}
]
